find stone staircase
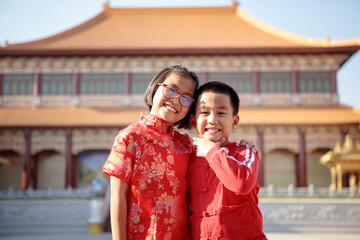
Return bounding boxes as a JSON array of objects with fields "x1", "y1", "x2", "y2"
[{"x1": 0, "y1": 199, "x2": 91, "y2": 236}]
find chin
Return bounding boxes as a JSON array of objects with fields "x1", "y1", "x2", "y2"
[{"x1": 204, "y1": 135, "x2": 222, "y2": 143}]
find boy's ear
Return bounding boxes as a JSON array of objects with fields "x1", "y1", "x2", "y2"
[
  {"x1": 190, "y1": 114, "x2": 197, "y2": 129},
  {"x1": 232, "y1": 115, "x2": 239, "y2": 129}
]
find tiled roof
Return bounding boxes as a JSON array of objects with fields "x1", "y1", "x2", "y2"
[
  {"x1": 239, "y1": 106, "x2": 360, "y2": 125},
  {"x1": 1, "y1": 106, "x2": 359, "y2": 127},
  {"x1": 2, "y1": 4, "x2": 359, "y2": 55}
]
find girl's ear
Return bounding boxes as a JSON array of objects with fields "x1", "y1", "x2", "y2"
[
  {"x1": 190, "y1": 114, "x2": 197, "y2": 129},
  {"x1": 232, "y1": 115, "x2": 239, "y2": 129}
]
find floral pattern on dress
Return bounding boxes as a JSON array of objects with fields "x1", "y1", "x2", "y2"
[{"x1": 103, "y1": 113, "x2": 192, "y2": 240}]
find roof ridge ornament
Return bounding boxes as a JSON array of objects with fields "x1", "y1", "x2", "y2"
[
  {"x1": 232, "y1": 0, "x2": 239, "y2": 8},
  {"x1": 103, "y1": 1, "x2": 110, "y2": 11}
]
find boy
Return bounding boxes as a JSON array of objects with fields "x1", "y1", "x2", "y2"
[{"x1": 188, "y1": 81, "x2": 267, "y2": 240}]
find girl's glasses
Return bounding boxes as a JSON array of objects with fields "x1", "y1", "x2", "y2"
[{"x1": 158, "y1": 83, "x2": 194, "y2": 107}]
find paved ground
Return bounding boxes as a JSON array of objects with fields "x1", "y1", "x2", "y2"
[
  {"x1": 2, "y1": 197, "x2": 360, "y2": 239},
  {"x1": 3, "y1": 232, "x2": 360, "y2": 240}
]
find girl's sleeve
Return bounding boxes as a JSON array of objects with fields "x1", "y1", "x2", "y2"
[
  {"x1": 103, "y1": 130, "x2": 134, "y2": 184},
  {"x1": 206, "y1": 143, "x2": 259, "y2": 195}
]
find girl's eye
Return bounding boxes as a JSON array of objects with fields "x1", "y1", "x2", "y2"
[
  {"x1": 167, "y1": 87, "x2": 176, "y2": 93},
  {"x1": 182, "y1": 96, "x2": 191, "y2": 101}
]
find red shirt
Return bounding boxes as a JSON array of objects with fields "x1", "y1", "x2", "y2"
[
  {"x1": 187, "y1": 142, "x2": 267, "y2": 240},
  {"x1": 103, "y1": 113, "x2": 192, "y2": 240}
]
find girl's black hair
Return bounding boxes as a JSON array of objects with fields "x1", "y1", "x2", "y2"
[{"x1": 144, "y1": 64, "x2": 199, "y2": 129}]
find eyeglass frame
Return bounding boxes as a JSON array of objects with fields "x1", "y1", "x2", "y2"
[{"x1": 157, "y1": 83, "x2": 195, "y2": 107}]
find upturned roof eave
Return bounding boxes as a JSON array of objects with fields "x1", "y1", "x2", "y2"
[{"x1": 1, "y1": 45, "x2": 359, "y2": 57}]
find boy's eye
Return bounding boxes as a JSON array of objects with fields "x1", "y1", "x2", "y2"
[{"x1": 200, "y1": 111, "x2": 209, "y2": 115}]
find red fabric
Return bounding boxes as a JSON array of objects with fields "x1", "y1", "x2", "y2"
[
  {"x1": 103, "y1": 113, "x2": 192, "y2": 240},
  {"x1": 187, "y1": 142, "x2": 267, "y2": 240}
]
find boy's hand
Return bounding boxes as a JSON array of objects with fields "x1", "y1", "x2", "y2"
[
  {"x1": 193, "y1": 137, "x2": 225, "y2": 157},
  {"x1": 239, "y1": 139, "x2": 262, "y2": 160}
]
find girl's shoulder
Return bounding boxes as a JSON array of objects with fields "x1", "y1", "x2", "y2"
[
  {"x1": 116, "y1": 121, "x2": 145, "y2": 141},
  {"x1": 174, "y1": 131, "x2": 193, "y2": 149}
]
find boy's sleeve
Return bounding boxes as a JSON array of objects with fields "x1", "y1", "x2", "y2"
[
  {"x1": 205, "y1": 143, "x2": 260, "y2": 195},
  {"x1": 103, "y1": 130, "x2": 134, "y2": 184}
]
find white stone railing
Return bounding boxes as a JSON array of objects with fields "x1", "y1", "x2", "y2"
[
  {"x1": 0, "y1": 186, "x2": 95, "y2": 200},
  {"x1": 258, "y1": 184, "x2": 359, "y2": 198},
  {"x1": 0, "y1": 185, "x2": 358, "y2": 200}
]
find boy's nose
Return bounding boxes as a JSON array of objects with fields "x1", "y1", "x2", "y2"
[{"x1": 208, "y1": 113, "x2": 218, "y2": 124}]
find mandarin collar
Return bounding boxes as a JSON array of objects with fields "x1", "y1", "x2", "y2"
[{"x1": 139, "y1": 113, "x2": 174, "y2": 136}]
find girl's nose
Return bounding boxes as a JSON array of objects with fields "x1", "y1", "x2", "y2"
[{"x1": 170, "y1": 97, "x2": 180, "y2": 105}]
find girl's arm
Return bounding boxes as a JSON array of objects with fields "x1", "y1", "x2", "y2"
[{"x1": 110, "y1": 176, "x2": 129, "y2": 240}]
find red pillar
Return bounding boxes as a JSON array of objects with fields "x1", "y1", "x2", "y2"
[
  {"x1": 201, "y1": 72, "x2": 209, "y2": 85},
  {"x1": 73, "y1": 72, "x2": 80, "y2": 95},
  {"x1": 0, "y1": 73, "x2": 3, "y2": 96},
  {"x1": 330, "y1": 70, "x2": 337, "y2": 94},
  {"x1": 66, "y1": 129, "x2": 74, "y2": 188},
  {"x1": 297, "y1": 128, "x2": 307, "y2": 187},
  {"x1": 252, "y1": 71, "x2": 260, "y2": 94},
  {"x1": 257, "y1": 128, "x2": 265, "y2": 187},
  {"x1": 124, "y1": 72, "x2": 131, "y2": 95},
  {"x1": 291, "y1": 71, "x2": 299, "y2": 93},
  {"x1": 33, "y1": 72, "x2": 42, "y2": 96},
  {"x1": 22, "y1": 130, "x2": 32, "y2": 189}
]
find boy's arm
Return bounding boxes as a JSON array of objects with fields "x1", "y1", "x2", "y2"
[
  {"x1": 194, "y1": 138, "x2": 259, "y2": 195},
  {"x1": 110, "y1": 176, "x2": 129, "y2": 240}
]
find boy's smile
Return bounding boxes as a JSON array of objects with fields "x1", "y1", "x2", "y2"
[{"x1": 191, "y1": 91, "x2": 239, "y2": 147}]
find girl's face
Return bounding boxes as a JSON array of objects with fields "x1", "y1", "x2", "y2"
[{"x1": 150, "y1": 73, "x2": 196, "y2": 130}]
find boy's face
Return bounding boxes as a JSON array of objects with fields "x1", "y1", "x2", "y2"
[{"x1": 191, "y1": 91, "x2": 239, "y2": 147}]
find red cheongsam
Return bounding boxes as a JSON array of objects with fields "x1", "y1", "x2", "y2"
[{"x1": 103, "y1": 113, "x2": 192, "y2": 240}]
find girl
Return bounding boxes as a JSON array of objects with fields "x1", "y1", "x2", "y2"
[{"x1": 103, "y1": 65, "x2": 199, "y2": 240}]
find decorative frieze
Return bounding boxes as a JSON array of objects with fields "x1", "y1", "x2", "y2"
[
  {"x1": 0, "y1": 54, "x2": 347, "y2": 73},
  {"x1": 0, "y1": 129, "x2": 25, "y2": 155},
  {"x1": 72, "y1": 128, "x2": 119, "y2": 155},
  {"x1": 31, "y1": 129, "x2": 66, "y2": 155}
]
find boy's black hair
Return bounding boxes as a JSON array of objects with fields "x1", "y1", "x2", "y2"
[
  {"x1": 144, "y1": 64, "x2": 199, "y2": 130},
  {"x1": 195, "y1": 81, "x2": 240, "y2": 116}
]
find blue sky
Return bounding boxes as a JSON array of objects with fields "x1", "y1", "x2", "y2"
[{"x1": 1, "y1": 0, "x2": 359, "y2": 107}]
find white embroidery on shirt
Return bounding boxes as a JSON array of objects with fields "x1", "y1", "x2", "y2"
[{"x1": 222, "y1": 146, "x2": 255, "y2": 171}]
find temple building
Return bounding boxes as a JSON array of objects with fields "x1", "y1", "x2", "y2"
[
  {"x1": 1, "y1": 2, "x2": 360, "y2": 190},
  {"x1": 320, "y1": 135, "x2": 360, "y2": 192}
]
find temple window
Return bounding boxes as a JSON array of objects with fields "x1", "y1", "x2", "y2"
[
  {"x1": 131, "y1": 73, "x2": 154, "y2": 94},
  {"x1": 3, "y1": 74, "x2": 34, "y2": 95},
  {"x1": 260, "y1": 72, "x2": 291, "y2": 93},
  {"x1": 42, "y1": 74, "x2": 72, "y2": 95},
  {"x1": 209, "y1": 73, "x2": 252, "y2": 93},
  {"x1": 80, "y1": 74, "x2": 123, "y2": 94},
  {"x1": 299, "y1": 72, "x2": 331, "y2": 93}
]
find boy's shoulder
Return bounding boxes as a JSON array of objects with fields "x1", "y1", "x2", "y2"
[{"x1": 225, "y1": 140, "x2": 261, "y2": 160}]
